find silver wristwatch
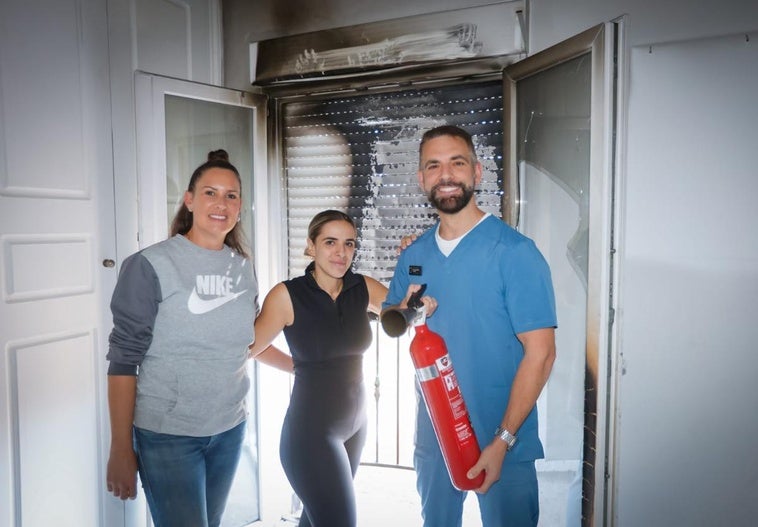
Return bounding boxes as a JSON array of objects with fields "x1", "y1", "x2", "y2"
[{"x1": 494, "y1": 426, "x2": 517, "y2": 450}]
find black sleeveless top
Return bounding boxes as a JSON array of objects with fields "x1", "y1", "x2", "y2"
[{"x1": 282, "y1": 262, "x2": 372, "y2": 380}]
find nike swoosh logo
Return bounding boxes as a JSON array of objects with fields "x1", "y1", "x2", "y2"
[{"x1": 187, "y1": 288, "x2": 248, "y2": 315}]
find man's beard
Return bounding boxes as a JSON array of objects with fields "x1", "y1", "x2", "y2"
[{"x1": 429, "y1": 181, "x2": 475, "y2": 214}]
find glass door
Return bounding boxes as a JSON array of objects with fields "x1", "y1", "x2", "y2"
[
  {"x1": 504, "y1": 23, "x2": 620, "y2": 527},
  {"x1": 134, "y1": 73, "x2": 267, "y2": 526}
]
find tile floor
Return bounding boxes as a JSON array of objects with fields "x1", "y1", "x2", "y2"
[{"x1": 270, "y1": 464, "x2": 576, "y2": 527}]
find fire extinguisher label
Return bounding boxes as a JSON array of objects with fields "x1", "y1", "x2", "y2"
[
  {"x1": 445, "y1": 376, "x2": 468, "y2": 420},
  {"x1": 435, "y1": 354, "x2": 454, "y2": 373},
  {"x1": 455, "y1": 421, "x2": 475, "y2": 441},
  {"x1": 432, "y1": 354, "x2": 469, "y2": 423}
]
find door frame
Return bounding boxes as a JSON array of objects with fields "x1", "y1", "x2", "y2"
[
  {"x1": 128, "y1": 72, "x2": 269, "y2": 525},
  {"x1": 503, "y1": 21, "x2": 624, "y2": 526},
  {"x1": 134, "y1": 74, "x2": 267, "y2": 250}
]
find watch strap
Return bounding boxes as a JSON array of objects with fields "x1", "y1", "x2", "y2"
[{"x1": 494, "y1": 426, "x2": 517, "y2": 450}]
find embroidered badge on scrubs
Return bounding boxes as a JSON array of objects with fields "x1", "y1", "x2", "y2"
[{"x1": 409, "y1": 265, "x2": 422, "y2": 276}]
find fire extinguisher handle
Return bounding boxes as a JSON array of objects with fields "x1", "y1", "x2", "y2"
[{"x1": 408, "y1": 283, "x2": 427, "y2": 310}]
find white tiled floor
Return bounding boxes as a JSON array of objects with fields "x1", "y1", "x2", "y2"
[
  {"x1": 352, "y1": 465, "x2": 481, "y2": 526},
  {"x1": 271, "y1": 464, "x2": 576, "y2": 527}
]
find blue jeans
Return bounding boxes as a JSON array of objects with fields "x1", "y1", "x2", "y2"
[{"x1": 133, "y1": 421, "x2": 246, "y2": 527}]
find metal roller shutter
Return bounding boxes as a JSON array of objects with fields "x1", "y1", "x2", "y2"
[{"x1": 282, "y1": 80, "x2": 504, "y2": 282}]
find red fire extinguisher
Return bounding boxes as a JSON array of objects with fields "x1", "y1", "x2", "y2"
[{"x1": 381, "y1": 285, "x2": 485, "y2": 491}]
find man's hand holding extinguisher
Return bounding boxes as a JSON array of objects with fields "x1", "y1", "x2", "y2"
[
  {"x1": 398, "y1": 283, "x2": 438, "y2": 316},
  {"x1": 466, "y1": 326, "x2": 557, "y2": 493}
]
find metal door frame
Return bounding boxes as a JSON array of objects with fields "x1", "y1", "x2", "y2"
[{"x1": 504, "y1": 21, "x2": 625, "y2": 526}]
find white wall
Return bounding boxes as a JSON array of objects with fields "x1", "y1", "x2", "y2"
[
  {"x1": 529, "y1": 1, "x2": 758, "y2": 525},
  {"x1": 619, "y1": 32, "x2": 758, "y2": 526},
  {"x1": 528, "y1": 0, "x2": 758, "y2": 52}
]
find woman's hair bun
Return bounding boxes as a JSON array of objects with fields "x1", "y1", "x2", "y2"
[{"x1": 207, "y1": 149, "x2": 230, "y2": 162}]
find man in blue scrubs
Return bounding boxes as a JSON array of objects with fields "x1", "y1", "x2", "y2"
[{"x1": 384, "y1": 125, "x2": 557, "y2": 526}]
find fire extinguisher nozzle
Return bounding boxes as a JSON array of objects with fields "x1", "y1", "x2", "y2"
[{"x1": 380, "y1": 307, "x2": 420, "y2": 337}]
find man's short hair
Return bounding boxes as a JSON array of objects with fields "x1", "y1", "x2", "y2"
[{"x1": 418, "y1": 125, "x2": 477, "y2": 166}]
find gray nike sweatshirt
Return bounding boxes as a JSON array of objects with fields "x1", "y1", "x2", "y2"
[{"x1": 107, "y1": 234, "x2": 258, "y2": 436}]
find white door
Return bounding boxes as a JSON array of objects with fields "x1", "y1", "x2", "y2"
[
  {"x1": 119, "y1": 73, "x2": 268, "y2": 526},
  {"x1": 0, "y1": 0, "x2": 117, "y2": 526},
  {"x1": 504, "y1": 23, "x2": 620, "y2": 526}
]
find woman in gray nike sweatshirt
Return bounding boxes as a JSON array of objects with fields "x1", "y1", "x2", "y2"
[{"x1": 105, "y1": 150, "x2": 258, "y2": 527}]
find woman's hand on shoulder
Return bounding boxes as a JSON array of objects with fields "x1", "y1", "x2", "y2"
[{"x1": 396, "y1": 233, "x2": 419, "y2": 254}]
